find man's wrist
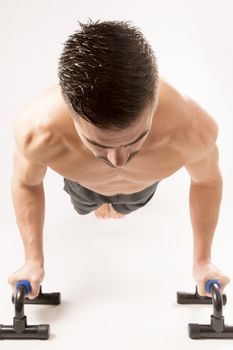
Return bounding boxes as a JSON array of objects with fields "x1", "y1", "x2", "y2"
[
  {"x1": 193, "y1": 258, "x2": 211, "y2": 267},
  {"x1": 25, "y1": 257, "x2": 44, "y2": 267}
]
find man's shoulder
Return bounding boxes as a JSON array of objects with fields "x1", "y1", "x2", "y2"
[
  {"x1": 13, "y1": 84, "x2": 69, "y2": 164},
  {"x1": 158, "y1": 79, "x2": 218, "y2": 161},
  {"x1": 173, "y1": 94, "x2": 219, "y2": 163}
]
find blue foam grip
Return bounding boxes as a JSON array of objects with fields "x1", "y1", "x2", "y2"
[
  {"x1": 16, "y1": 280, "x2": 32, "y2": 295},
  {"x1": 205, "y1": 279, "x2": 221, "y2": 294}
]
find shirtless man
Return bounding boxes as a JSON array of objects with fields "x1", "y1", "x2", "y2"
[{"x1": 8, "y1": 20, "x2": 230, "y2": 300}]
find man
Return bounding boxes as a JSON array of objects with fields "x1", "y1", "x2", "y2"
[{"x1": 8, "y1": 19, "x2": 230, "y2": 300}]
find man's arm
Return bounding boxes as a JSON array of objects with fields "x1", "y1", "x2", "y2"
[
  {"x1": 8, "y1": 121, "x2": 48, "y2": 299},
  {"x1": 184, "y1": 102, "x2": 230, "y2": 296},
  {"x1": 185, "y1": 143, "x2": 222, "y2": 265},
  {"x1": 11, "y1": 146, "x2": 47, "y2": 265}
]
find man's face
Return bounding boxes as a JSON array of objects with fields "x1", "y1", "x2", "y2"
[{"x1": 72, "y1": 99, "x2": 158, "y2": 168}]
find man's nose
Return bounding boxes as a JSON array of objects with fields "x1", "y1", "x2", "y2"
[{"x1": 107, "y1": 148, "x2": 130, "y2": 167}]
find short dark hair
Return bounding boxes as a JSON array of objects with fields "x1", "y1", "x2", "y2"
[{"x1": 58, "y1": 19, "x2": 159, "y2": 130}]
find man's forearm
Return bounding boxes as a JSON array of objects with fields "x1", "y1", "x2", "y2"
[
  {"x1": 11, "y1": 180, "x2": 45, "y2": 266},
  {"x1": 189, "y1": 175, "x2": 223, "y2": 265}
]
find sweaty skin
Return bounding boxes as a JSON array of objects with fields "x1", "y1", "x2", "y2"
[{"x1": 9, "y1": 77, "x2": 230, "y2": 300}]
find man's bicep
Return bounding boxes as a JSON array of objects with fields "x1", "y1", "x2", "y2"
[
  {"x1": 12, "y1": 146, "x2": 47, "y2": 187},
  {"x1": 185, "y1": 143, "x2": 222, "y2": 185}
]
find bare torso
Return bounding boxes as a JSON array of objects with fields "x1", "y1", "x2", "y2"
[{"x1": 16, "y1": 78, "x2": 206, "y2": 195}]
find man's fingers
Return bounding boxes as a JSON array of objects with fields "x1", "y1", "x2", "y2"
[
  {"x1": 219, "y1": 280, "x2": 230, "y2": 294},
  {"x1": 198, "y1": 278, "x2": 230, "y2": 298},
  {"x1": 27, "y1": 281, "x2": 40, "y2": 299},
  {"x1": 197, "y1": 285, "x2": 211, "y2": 297},
  {"x1": 7, "y1": 275, "x2": 17, "y2": 288},
  {"x1": 10, "y1": 281, "x2": 40, "y2": 300}
]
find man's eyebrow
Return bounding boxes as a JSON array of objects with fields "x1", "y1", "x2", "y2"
[{"x1": 82, "y1": 129, "x2": 149, "y2": 149}]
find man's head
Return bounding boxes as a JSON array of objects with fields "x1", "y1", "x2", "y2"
[{"x1": 58, "y1": 19, "x2": 159, "y2": 167}]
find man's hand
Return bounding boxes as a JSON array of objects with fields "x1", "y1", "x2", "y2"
[
  {"x1": 7, "y1": 261, "x2": 45, "y2": 300},
  {"x1": 192, "y1": 261, "x2": 230, "y2": 297}
]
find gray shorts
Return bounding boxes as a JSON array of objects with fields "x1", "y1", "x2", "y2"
[{"x1": 63, "y1": 178, "x2": 160, "y2": 215}]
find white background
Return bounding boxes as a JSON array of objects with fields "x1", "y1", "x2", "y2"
[{"x1": 0, "y1": 0, "x2": 233, "y2": 349}]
